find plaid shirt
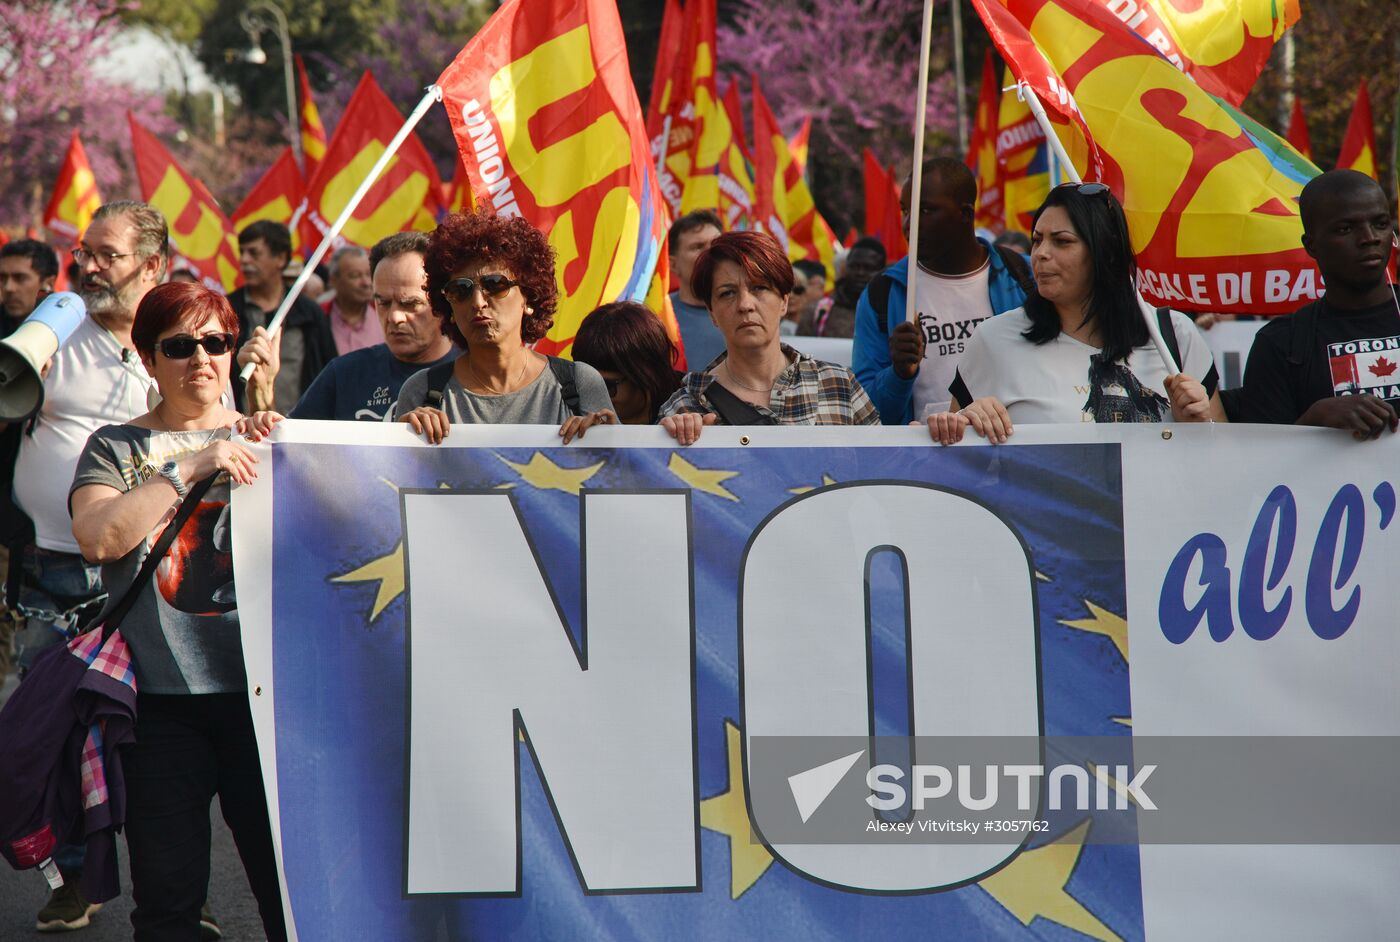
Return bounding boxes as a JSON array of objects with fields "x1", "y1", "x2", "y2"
[{"x1": 659, "y1": 344, "x2": 880, "y2": 426}]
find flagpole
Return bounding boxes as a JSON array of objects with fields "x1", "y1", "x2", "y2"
[
  {"x1": 1015, "y1": 82, "x2": 1180, "y2": 376},
  {"x1": 239, "y1": 84, "x2": 444, "y2": 384},
  {"x1": 905, "y1": 0, "x2": 936, "y2": 325}
]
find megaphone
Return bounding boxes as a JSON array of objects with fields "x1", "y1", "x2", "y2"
[{"x1": 0, "y1": 291, "x2": 86, "y2": 422}]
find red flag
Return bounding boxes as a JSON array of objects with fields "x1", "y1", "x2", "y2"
[
  {"x1": 231, "y1": 147, "x2": 305, "y2": 254},
  {"x1": 1336, "y1": 79, "x2": 1378, "y2": 179},
  {"x1": 1285, "y1": 96, "x2": 1311, "y2": 161},
  {"x1": 301, "y1": 72, "x2": 442, "y2": 252},
  {"x1": 883, "y1": 162, "x2": 907, "y2": 257},
  {"x1": 788, "y1": 116, "x2": 812, "y2": 175},
  {"x1": 966, "y1": 49, "x2": 1004, "y2": 233},
  {"x1": 435, "y1": 0, "x2": 679, "y2": 357},
  {"x1": 128, "y1": 114, "x2": 241, "y2": 292},
  {"x1": 862, "y1": 148, "x2": 887, "y2": 238},
  {"x1": 43, "y1": 131, "x2": 102, "y2": 243},
  {"x1": 750, "y1": 74, "x2": 788, "y2": 246},
  {"x1": 646, "y1": 0, "x2": 685, "y2": 139},
  {"x1": 296, "y1": 55, "x2": 328, "y2": 181}
]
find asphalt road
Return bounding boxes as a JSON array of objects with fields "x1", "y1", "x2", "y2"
[{"x1": 0, "y1": 672, "x2": 268, "y2": 941}]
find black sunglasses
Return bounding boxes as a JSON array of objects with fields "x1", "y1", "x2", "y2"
[
  {"x1": 441, "y1": 274, "x2": 521, "y2": 304},
  {"x1": 157, "y1": 333, "x2": 235, "y2": 359},
  {"x1": 1055, "y1": 181, "x2": 1111, "y2": 197}
]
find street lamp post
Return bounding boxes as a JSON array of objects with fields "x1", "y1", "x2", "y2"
[{"x1": 239, "y1": 0, "x2": 301, "y2": 170}]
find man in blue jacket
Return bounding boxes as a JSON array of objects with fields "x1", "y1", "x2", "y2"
[{"x1": 853, "y1": 157, "x2": 1033, "y2": 425}]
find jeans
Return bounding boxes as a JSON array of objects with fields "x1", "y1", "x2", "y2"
[
  {"x1": 13, "y1": 546, "x2": 105, "y2": 675},
  {"x1": 123, "y1": 693, "x2": 287, "y2": 942}
]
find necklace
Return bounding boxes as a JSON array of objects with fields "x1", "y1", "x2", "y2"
[
  {"x1": 722, "y1": 361, "x2": 778, "y2": 393},
  {"x1": 465, "y1": 356, "x2": 527, "y2": 394}
]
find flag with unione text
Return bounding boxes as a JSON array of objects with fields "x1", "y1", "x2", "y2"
[
  {"x1": 996, "y1": 70, "x2": 1050, "y2": 235},
  {"x1": 435, "y1": 0, "x2": 678, "y2": 358},
  {"x1": 967, "y1": 49, "x2": 1004, "y2": 233},
  {"x1": 651, "y1": 0, "x2": 724, "y2": 217},
  {"x1": 231, "y1": 146, "x2": 305, "y2": 254},
  {"x1": 972, "y1": 0, "x2": 1321, "y2": 316},
  {"x1": 300, "y1": 72, "x2": 441, "y2": 254},
  {"x1": 128, "y1": 115, "x2": 240, "y2": 292},
  {"x1": 296, "y1": 55, "x2": 328, "y2": 181},
  {"x1": 1336, "y1": 79, "x2": 1378, "y2": 179},
  {"x1": 43, "y1": 131, "x2": 102, "y2": 243}
]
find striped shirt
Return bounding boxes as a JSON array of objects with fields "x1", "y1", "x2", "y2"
[{"x1": 658, "y1": 344, "x2": 880, "y2": 426}]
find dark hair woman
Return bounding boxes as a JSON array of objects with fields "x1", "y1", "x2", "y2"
[
  {"x1": 657, "y1": 230, "x2": 879, "y2": 444},
  {"x1": 69, "y1": 281, "x2": 286, "y2": 940},
  {"x1": 927, "y1": 183, "x2": 1223, "y2": 444},
  {"x1": 572, "y1": 301, "x2": 683, "y2": 425},
  {"x1": 395, "y1": 210, "x2": 616, "y2": 444}
]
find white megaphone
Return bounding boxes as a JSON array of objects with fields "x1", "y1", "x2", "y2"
[{"x1": 0, "y1": 291, "x2": 86, "y2": 422}]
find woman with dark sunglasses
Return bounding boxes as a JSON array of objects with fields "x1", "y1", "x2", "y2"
[
  {"x1": 572, "y1": 301, "x2": 684, "y2": 425},
  {"x1": 395, "y1": 210, "x2": 615, "y2": 443},
  {"x1": 68, "y1": 280, "x2": 287, "y2": 941},
  {"x1": 926, "y1": 182, "x2": 1224, "y2": 444}
]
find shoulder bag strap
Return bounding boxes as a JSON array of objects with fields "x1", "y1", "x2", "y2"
[
  {"x1": 423, "y1": 362, "x2": 456, "y2": 410},
  {"x1": 546, "y1": 356, "x2": 582, "y2": 416},
  {"x1": 100, "y1": 474, "x2": 217, "y2": 641},
  {"x1": 994, "y1": 245, "x2": 1036, "y2": 297},
  {"x1": 704, "y1": 382, "x2": 777, "y2": 426}
]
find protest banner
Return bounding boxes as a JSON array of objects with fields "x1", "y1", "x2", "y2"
[{"x1": 234, "y1": 423, "x2": 1400, "y2": 940}]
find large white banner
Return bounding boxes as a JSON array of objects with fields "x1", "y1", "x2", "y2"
[{"x1": 232, "y1": 422, "x2": 1400, "y2": 940}]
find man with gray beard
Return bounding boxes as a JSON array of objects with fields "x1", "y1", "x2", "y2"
[{"x1": 7, "y1": 200, "x2": 167, "y2": 932}]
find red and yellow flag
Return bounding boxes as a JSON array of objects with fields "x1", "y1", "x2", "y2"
[
  {"x1": 646, "y1": 0, "x2": 685, "y2": 140},
  {"x1": 128, "y1": 114, "x2": 240, "y2": 292},
  {"x1": 231, "y1": 147, "x2": 305, "y2": 253},
  {"x1": 43, "y1": 131, "x2": 102, "y2": 243},
  {"x1": 300, "y1": 71, "x2": 441, "y2": 253},
  {"x1": 296, "y1": 55, "x2": 328, "y2": 182},
  {"x1": 441, "y1": 153, "x2": 477, "y2": 217},
  {"x1": 1336, "y1": 79, "x2": 1378, "y2": 179},
  {"x1": 788, "y1": 116, "x2": 812, "y2": 176},
  {"x1": 436, "y1": 0, "x2": 678, "y2": 358},
  {"x1": 717, "y1": 81, "x2": 756, "y2": 230},
  {"x1": 1085, "y1": 0, "x2": 1299, "y2": 106},
  {"x1": 750, "y1": 78, "x2": 835, "y2": 277},
  {"x1": 995, "y1": 68, "x2": 1050, "y2": 234},
  {"x1": 1286, "y1": 96, "x2": 1312, "y2": 161},
  {"x1": 973, "y1": 0, "x2": 1321, "y2": 316},
  {"x1": 966, "y1": 49, "x2": 1004, "y2": 233},
  {"x1": 654, "y1": 0, "x2": 726, "y2": 216}
]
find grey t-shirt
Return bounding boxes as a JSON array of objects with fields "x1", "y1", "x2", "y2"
[
  {"x1": 395, "y1": 357, "x2": 613, "y2": 424},
  {"x1": 71, "y1": 425, "x2": 245, "y2": 695}
]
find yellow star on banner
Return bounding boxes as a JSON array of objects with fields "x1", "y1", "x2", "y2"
[
  {"x1": 1060, "y1": 600, "x2": 1128, "y2": 662},
  {"x1": 332, "y1": 542, "x2": 404, "y2": 622},
  {"x1": 1036, "y1": 571, "x2": 1052, "y2": 582},
  {"x1": 1112, "y1": 717, "x2": 1132, "y2": 728},
  {"x1": 496, "y1": 451, "x2": 605, "y2": 495},
  {"x1": 788, "y1": 473, "x2": 838, "y2": 495},
  {"x1": 699, "y1": 720, "x2": 774, "y2": 899},
  {"x1": 668, "y1": 453, "x2": 740, "y2": 501},
  {"x1": 979, "y1": 820, "x2": 1123, "y2": 942}
]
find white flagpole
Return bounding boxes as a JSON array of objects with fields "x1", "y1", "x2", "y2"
[
  {"x1": 239, "y1": 84, "x2": 445, "y2": 383},
  {"x1": 905, "y1": 0, "x2": 936, "y2": 325},
  {"x1": 1016, "y1": 83, "x2": 1179, "y2": 375}
]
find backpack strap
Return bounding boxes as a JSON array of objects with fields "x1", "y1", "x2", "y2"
[
  {"x1": 703, "y1": 382, "x2": 778, "y2": 426},
  {"x1": 867, "y1": 272, "x2": 897, "y2": 333},
  {"x1": 546, "y1": 356, "x2": 582, "y2": 416},
  {"x1": 422, "y1": 362, "x2": 457, "y2": 409},
  {"x1": 1155, "y1": 307, "x2": 1183, "y2": 373},
  {"x1": 994, "y1": 245, "x2": 1036, "y2": 298},
  {"x1": 1286, "y1": 301, "x2": 1321, "y2": 367}
]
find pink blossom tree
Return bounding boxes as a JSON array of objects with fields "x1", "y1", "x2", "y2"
[
  {"x1": 0, "y1": 0, "x2": 170, "y2": 230},
  {"x1": 717, "y1": 0, "x2": 961, "y2": 235}
]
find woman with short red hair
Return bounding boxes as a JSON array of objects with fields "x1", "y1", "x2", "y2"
[
  {"x1": 658, "y1": 230, "x2": 879, "y2": 443},
  {"x1": 69, "y1": 280, "x2": 286, "y2": 941}
]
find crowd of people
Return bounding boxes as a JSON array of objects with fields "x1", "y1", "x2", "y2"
[{"x1": 0, "y1": 160, "x2": 1395, "y2": 938}]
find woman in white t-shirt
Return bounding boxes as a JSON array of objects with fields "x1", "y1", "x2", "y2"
[{"x1": 926, "y1": 183, "x2": 1224, "y2": 443}]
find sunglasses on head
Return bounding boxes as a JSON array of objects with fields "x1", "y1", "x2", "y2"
[
  {"x1": 441, "y1": 273, "x2": 521, "y2": 304},
  {"x1": 157, "y1": 333, "x2": 235, "y2": 359},
  {"x1": 1055, "y1": 181, "x2": 1111, "y2": 197}
]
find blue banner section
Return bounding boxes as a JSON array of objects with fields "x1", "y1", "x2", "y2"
[{"x1": 269, "y1": 442, "x2": 1141, "y2": 940}]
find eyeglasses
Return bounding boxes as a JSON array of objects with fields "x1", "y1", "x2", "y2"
[
  {"x1": 791, "y1": 285, "x2": 806, "y2": 296},
  {"x1": 1055, "y1": 182, "x2": 1111, "y2": 197},
  {"x1": 157, "y1": 333, "x2": 236, "y2": 359},
  {"x1": 441, "y1": 274, "x2": 521, "y2": 304},
  {"x1": 73, "y1": 248, "x2": 141, "y2": 270}
]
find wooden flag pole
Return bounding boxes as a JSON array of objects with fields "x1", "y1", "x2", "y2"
[
  {"x1": 239, "y1": 84, "x2": 444, "y2": 383},
  {"x1": 1016, "y1": 82, "x2": 1179, "y2": 376},
  {"x1": 904, "y1": 0, "x2": 936, "y2": 325}
]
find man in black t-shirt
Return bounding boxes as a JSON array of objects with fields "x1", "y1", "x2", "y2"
[{"x1": 1241, "y1": 170, "x2": 1399, "y2": 440}]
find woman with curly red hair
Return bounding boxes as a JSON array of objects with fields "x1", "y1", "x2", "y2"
[{"x1": 395, "y1": 210, "x2": 616, "y2": 442}]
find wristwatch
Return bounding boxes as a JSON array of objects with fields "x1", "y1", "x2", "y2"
[{"x1": 158, "y1": 461, "x2": 189, "y2": 498}]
